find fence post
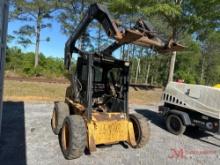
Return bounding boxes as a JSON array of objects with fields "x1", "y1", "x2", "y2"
[{"x1": 0, "y1": 0, "x2": 9, "y2": 136}]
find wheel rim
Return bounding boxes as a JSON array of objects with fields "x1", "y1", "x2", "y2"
[
  {"x1": 61, "y1": 121, "x2": 70, "y2": 151},
  {"x1": 131, "y1": 117, "x2": 141, "y2": 144},
  {"x1": 170, "y1": 116, "x2": 181, "y2": 132},
  {"x1": 52, "y1": 110, "x2": 57, "y2": 129}
]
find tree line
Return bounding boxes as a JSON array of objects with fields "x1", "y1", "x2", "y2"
[
  {"x1": 6, "y1": 46, "x2": 65, "y2": 77},
  {"x1": 6, "y1": 0, "x2": 220, "y2": 86}
]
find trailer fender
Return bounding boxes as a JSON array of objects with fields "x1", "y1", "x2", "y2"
[{"x1": 167, "y1": 110, "x2": 191, "y2": 126}]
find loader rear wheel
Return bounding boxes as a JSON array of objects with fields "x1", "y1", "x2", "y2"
[
  {"x1": 65, "y1": 86, "x2": 72, "y2": 100},
  {"x1": 166, "y1": 114, "x2": 186, "y2": 135},
  {"x1": 51, "y1": 102, "x2": 69, "y2": 135},
  {"x1": 129, "y1": 113, "x2": 150, "y2": 148},
  {"x1": 60, "y1": 115, "x2": 87, "y2": 159}
]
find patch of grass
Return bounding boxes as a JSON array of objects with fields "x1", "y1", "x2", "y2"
[
  {"x1": 3, "y1": 80, "x2": 162, "y2": 104},
  {"x1": 129, "y1": 88, "x2": 162, "y2": 105},
  {"x1": 4, "y1": 80, "x2": 69, "y2": 102}
]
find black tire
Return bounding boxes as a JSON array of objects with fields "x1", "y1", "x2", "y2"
[
  {"x1": 51, "y1": 102, "x2": 69, "y2": 135},
  {"x1": 60, "y1": 115, "x2": 87, "y2": 159},
  {"x1": 166, "y1": 114, "x2": 186, "y2": 135},
  {"x1": 129, "y1": 113, "x2": 150, "y2": 148}
]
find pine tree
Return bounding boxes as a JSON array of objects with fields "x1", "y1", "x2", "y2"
[{"x1": 12, "y1": 0, "x2": 60, "y2": 67}]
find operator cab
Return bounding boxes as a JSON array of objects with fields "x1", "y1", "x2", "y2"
[{"x1": 73, "y1": 56, "x2": 129, "y2": 113}]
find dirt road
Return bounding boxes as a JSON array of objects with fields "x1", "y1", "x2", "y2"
[{"x1": 0, "y1": 102, "x2": 220, "y2": 165}]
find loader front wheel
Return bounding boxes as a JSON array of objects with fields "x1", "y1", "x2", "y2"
[
  {"x1": 60, "y1": 115, "x2": 87, "y2": 159},
  {"x1": 51, "y1": 102, "x2": 69, "y2": 135},
  {"x1": 129, "y1": 113, "x2": 150, "y2": 148}
]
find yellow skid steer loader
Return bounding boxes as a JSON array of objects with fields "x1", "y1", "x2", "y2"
[{"x1": 51, "y1": 3, "x2": 184, "y2": 159}]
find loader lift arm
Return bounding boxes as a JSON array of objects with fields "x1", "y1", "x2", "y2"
[
  {"x1": 64, "y1": 3, "x2": 122, "y2": 69},
  {"x1": 64, "y1": 3, "x2": 185, "y2": 69}
]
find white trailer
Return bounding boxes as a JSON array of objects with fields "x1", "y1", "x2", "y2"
[
  {"x1": 159, "y1": 82, "x2": 220, "y2": 135},
  {"x1": 0, "y1": 0, "x2": 9, "y2": 135}
]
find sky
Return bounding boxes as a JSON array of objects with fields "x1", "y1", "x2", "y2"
[
  {"x1": 8, "y1": 19, "x2": 121, "y2": 59},
  {"x1": 8, "y1": 18, "x2": 68, "y2": 58}
]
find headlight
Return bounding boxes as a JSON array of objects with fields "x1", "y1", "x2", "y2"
[{"x1": 124, "y1": 62, "x2": 129, "y2": 66}]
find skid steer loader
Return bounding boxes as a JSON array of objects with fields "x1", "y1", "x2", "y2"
[{"x1": 51, "y1": 3, "x2": 184, "y2": 159}]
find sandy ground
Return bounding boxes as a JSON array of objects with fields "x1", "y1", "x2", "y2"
[{"x1": 0, "y1": 102, "x2": 220, "y2": 165}]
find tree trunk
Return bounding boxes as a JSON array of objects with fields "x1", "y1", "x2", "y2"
[
  {"x1": 151, "y1": 76, "x2": 154, "y2": 85},
  {"x1": 122, "y1": 45, "x2": 125, "y2": 60},
  {"x1": 135, "y1": 58, "x2": 140, "y2": 84},
  {"x1": 200, "y1": 54, "x2": 206, "y2": 83},
  {"x1": 79, "y1": 36, "x2": 82, "y2": 50},
  {"x1": 97, "y1": 25, "x2": 101, "y2": 52},
  {"x1": 145, "y1": 63, "x2": 151, "y2": 85},
  {"x1": 34, "y1": 16, "x2": 41, "y2": 68},
  {"x1": 129, "y1": 45, "x2": 135, "y2": 83},
  {"x1": 168, "y1": 51, "x2": 176, "y2": 82}
]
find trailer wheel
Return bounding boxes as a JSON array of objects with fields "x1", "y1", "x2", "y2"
[
  {"x1": 60, "y1": 115, "x2": 87, "y2": 159},
  {"x1": 51, "y1": 102, "x2": 69, "y2": 135},
  {"x1": 166, "y1": 114, "x2": 186, "y2": 135},
  {"x1": 129, "y1": 113, "x2": 150, "y2": 148}
]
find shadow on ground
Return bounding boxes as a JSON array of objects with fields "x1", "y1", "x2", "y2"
[
  {"x1": 135, "y1": 109, "x2": 166, "y2": 130},
  {"x1": 135, "y1": 108, "x2": 220, "y2": 147},
  {"x1": 130, "y1": 85, "x2": 157, "y2": 91},
  {"x1": 0, "y1": 101, "x2": 26, "y2": 165},
  {"x1": 184, "y1": 127, "x2": 220, "y2": 147}
]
